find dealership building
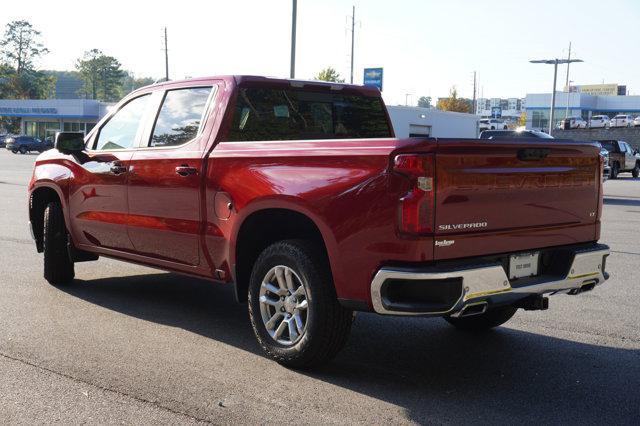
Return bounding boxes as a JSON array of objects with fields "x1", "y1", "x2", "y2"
[
  {"x1": 524, "y1": 83, "x2": 640, "y2": 130},
  {"x1": 0, "y1": 99, "x2": 111, "y2": 140}
]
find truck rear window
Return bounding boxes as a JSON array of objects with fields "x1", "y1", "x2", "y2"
[{"x1": 226, "y1": 88, "x2": 391, "y2": 141}]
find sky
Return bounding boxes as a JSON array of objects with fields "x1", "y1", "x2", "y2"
[{"x1": 2, "y1": 0, "x2": 639, "y2": 105}]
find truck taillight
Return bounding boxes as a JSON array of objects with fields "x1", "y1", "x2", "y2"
[{"x1": 393, "y1": 154, "x2": 435, "y2": 234}]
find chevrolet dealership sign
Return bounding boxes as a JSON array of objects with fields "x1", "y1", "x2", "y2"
[
  {"x1": 0, "y1": 107, "x2": 58, "y2": 115},
  {"x1": 568, "y1": 84, "x2": 620, "y2": 96}
]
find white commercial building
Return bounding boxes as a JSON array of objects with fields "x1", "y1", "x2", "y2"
[
  {"x1": 0, "y1": 99, "x2": 111, "y2": 139},
  {"x1": 387, "y1": 106, "x2": 479, "y2": 139},
  {"x1": 524, "y1": 92, "x2": 640, "y2": 130},
  {"x1": 476, "y1": 97, "x2": 525, "y2": 118}
]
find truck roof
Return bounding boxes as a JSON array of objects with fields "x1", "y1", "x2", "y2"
[{"x1": 138, "y1": 75, "x2": 381, "y2": 96}]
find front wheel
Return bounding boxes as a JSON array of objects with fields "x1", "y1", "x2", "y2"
[
  {"x1": 610, "y1": 162, "x2": 619, "y2": 179},
  {"x1": 248, "y1": 240, "x2": 353, "y2": 368},
  {"x1": 19, "y1": 146, "x2": 27, "y2": 154},
  {"x1": 444, "y1": 305, "x2": 517, "y2": 331},
  {"x1": 632, "y1": 163, "x2": 640, "y2": 178},
  {"x1": 43, "y1": 202, "x2": 75, "y2": 285}
]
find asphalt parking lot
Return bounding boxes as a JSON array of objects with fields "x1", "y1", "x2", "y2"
[{"x1": 0, "y1": 149, "x2": 639, "y2": 424}]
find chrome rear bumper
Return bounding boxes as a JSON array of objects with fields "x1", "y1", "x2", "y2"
[{"x1": 371, "y1": 244, "x2": 610, "y2": 316}]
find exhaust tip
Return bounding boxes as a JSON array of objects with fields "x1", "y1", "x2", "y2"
[
  {"x1": 458, "y1": 302, "x2": 488, "y2": 318},
  {"x1": 569, "y1": 279, "x2": 598, "y2": 295}
]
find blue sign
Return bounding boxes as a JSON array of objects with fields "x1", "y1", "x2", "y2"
[
  {"x1": 363, "y1": 68, "x2": 383, "y2": 91},
  {"x1": 491, "y1": 107, "x2": 502, "y2": 118}
]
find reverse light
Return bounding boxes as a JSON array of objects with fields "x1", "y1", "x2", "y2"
[{"x1": 393, "y1": 154, "x2": 435, "y2": 234}]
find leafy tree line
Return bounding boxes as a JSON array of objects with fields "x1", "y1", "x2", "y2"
[{"x1": 0, "y1": 20, "x2": 154, "y2": 104}]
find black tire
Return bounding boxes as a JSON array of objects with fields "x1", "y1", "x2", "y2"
[
  {"x1": 444, "y1": 305, "x2": 517, "y2": 331},
  {"x1": 248, "y1": 239, "x2": 352, "y2": 368},
  {"x1": 43, "y1": 202, "x2": 75, "y2": 285},
  {"x1": 610, "y1": 162, "x2": 619, "y2": 179},
  {"x1": 19, "y1": 146, "x2": 27, "y2": 154},
  {"x1": 633, "y1": 163, "x2": 640, "y2": 178},
  {"x1": 11, "y1": 150, "x2": 17, "y2": 154}
]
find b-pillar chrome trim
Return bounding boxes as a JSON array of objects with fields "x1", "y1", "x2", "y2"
[{"x1": 370, "y1": 246, "x2": 610, "y2": 316}]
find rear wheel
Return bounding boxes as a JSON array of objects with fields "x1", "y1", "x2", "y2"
[
  {"x1": 43, "y1": 202, "x2": 75, "y2": 285},
  {"x1": 632, "y1": 163, "x2": 640, "y2": 178},
  {"x1": 248, "y1": 239, "x2": 352, "y2": 368},
  {"x1": 444, "y1": 305, "x2": 517, "y2": 331}
]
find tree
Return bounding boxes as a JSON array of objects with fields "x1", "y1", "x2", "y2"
[
  {"x1": 76, "y1": 49, "x2": 126, "y2": 101},
  {"x1": 0, "y1": 20, "x2": 53, "y2": 100},
  {"x1": 121, "y1": 72, "x2": 155, "y2": 94},
  {"x1": 518, "y1": 112, "x2": 527, "y2": 127},
  {"x1": 417, "y1": 96, "x2": 432, "y2": 108},
  {"x1": 436, "y1": 86, "x2": 472, "y2": 113},
  {"x1": 314, "y1": 67, "x2": 345, "y2": 83},
  {"x1": 0, "y1": 20, "x2": 49, "y2": 75}
]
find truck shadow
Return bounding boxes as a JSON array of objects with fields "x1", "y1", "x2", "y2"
[{"x1": 65, "y1": 273, "x2": 640, "y2": 423}]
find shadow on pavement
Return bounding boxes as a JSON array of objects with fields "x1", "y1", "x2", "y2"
[
  {"x1": 604, "y1": 197, "x2": 640, "y2": 207},
  {"x1": 64, "y1": 272, "x2": 640, "y2": 423}
]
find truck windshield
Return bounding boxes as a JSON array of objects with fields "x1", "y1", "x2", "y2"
[
  {"x1": 226, "y1": 87, "x2": 392, "y2": 141},
  {"x1": 599, "y1": 141, "x2": 616, "y2": 152}
]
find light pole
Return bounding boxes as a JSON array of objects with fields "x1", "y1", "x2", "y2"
[
  {"x1": 290, "y1": 0, "x2": 297, "y2": 79},
  {"x1": 530, "y1": 58, "x2": 583, "y2": 134}
]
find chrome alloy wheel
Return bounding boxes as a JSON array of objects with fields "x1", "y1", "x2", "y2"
[{"x1": 259, "y1": 265, "x2": 309, "y2": 346}]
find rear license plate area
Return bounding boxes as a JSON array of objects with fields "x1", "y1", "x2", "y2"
[{"x1": 509, "y1": 252, "x2": 540, "y2": 280}]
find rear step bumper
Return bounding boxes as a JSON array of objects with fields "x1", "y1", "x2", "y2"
[{"x1": 370, "y1": 244, "x2": 610, "y2": 316}]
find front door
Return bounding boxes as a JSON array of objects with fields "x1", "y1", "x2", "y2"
[
  {"x1": 126, "y1": 85, "x2": 215, "y2": 266},
  {"x1": 69, "y1": 94, "x2": 152, "y2": 252}
]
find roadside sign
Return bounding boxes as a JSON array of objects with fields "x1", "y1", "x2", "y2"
[
  {"x1": 491, "y1": 107, "x2": 502, "y2": 118},
  {"x1": 363, "y1": 68, "x2": 383, "y2": 91}
]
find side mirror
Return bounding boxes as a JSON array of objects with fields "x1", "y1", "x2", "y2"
[{"x1": 55, "y1": 132, "x2": 85, "y2": 154}]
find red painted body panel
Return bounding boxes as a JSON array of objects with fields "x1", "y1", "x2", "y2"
[{"x1": 27, "y1": 75, "x2": 603, "y2": 310}]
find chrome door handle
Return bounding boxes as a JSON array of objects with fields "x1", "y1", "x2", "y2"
[
  {"x1": 175, "y1": 165, "x2": 198, "y2": 176},
  {"x1": 110, "y1": 162, "x2": 127, "y2": 175}
]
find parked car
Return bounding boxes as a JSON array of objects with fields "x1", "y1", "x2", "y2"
[
  {"x1": 598, "y1": 140, "x2": 640, "y2": 178},
  {"x1": 0, "y1": 134, "x2": 8, "y2": 148},
  {"x1": 557, "y1": 117, "x2": 587, "y2": 129},
  {"x1": 5, "y1": 135, "x2": 53, "y2": 154},
  {"x1": 609, "y1": 114, "x2": 633, "y2": 128},
  {"x1": 633, "y1": 116, "x2": 640, "y2": 127},
  {"x1": 479, "y1": 129, "x2": 553, "y2": 139},
  {"x1": 479, "y1": 118, "x2": 508, "y2": 131},
  {"x1": 589, "y1": 115, "x2": 610, "y2": 129},
  {"x1": 28, "y1": 76, "x2": 610, "y2": 368}
]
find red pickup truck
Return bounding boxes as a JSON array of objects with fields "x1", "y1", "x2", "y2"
[{"x1": 28, "y1": 76, "x2": 610, "y2": 368}]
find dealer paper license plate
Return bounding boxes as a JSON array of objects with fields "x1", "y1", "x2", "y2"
[{"x1": 509, "y1": 252, "x2": 539, "y2": 279}]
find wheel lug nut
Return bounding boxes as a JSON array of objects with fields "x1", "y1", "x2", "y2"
[{"x1": 280, "y1": 307, "x2": 285, "y2": 312}]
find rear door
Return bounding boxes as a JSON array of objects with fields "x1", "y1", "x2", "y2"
[
  {"x1": 433, "y1": 139, "x2": 601, "y2": 260},
  {"x1": 126, "y1": 84, "x2": 216, "y2": 266}
]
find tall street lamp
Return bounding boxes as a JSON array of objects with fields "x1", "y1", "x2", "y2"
[{"x1": 530, "y1": 58, "x2": 583, "y2": 134}]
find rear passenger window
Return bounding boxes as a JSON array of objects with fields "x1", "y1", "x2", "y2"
[
  {"x1": 149, "y1": 87, "x2": 213, "y2": 147},
  {"x1": 226, "y1": 87, "x2": 391, "y2": 141},
  {"x1": 95, "y1": 95, "x2": 150, "y2": 150}
]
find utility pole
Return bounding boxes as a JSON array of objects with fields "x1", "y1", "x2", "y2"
[
  {"x1": 164, "y1": 27, "x2": 169, "y2": 81},
  {"x1": 472, "y1": 71, "x2": 477, "y2": 115},
  {"x1": 564, "y1": 42, "x2": 572, "y2": 120},
  {"x1": 290, "y1": 0, "x2": 297, "y2": 79},
  {"x1": 350, "y1": 5, "x2": 355, "y2": 84}
]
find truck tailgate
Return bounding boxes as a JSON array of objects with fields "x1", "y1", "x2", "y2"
[{"x1": 433, "y1": 139, "x2": 601, "y2": 260}]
